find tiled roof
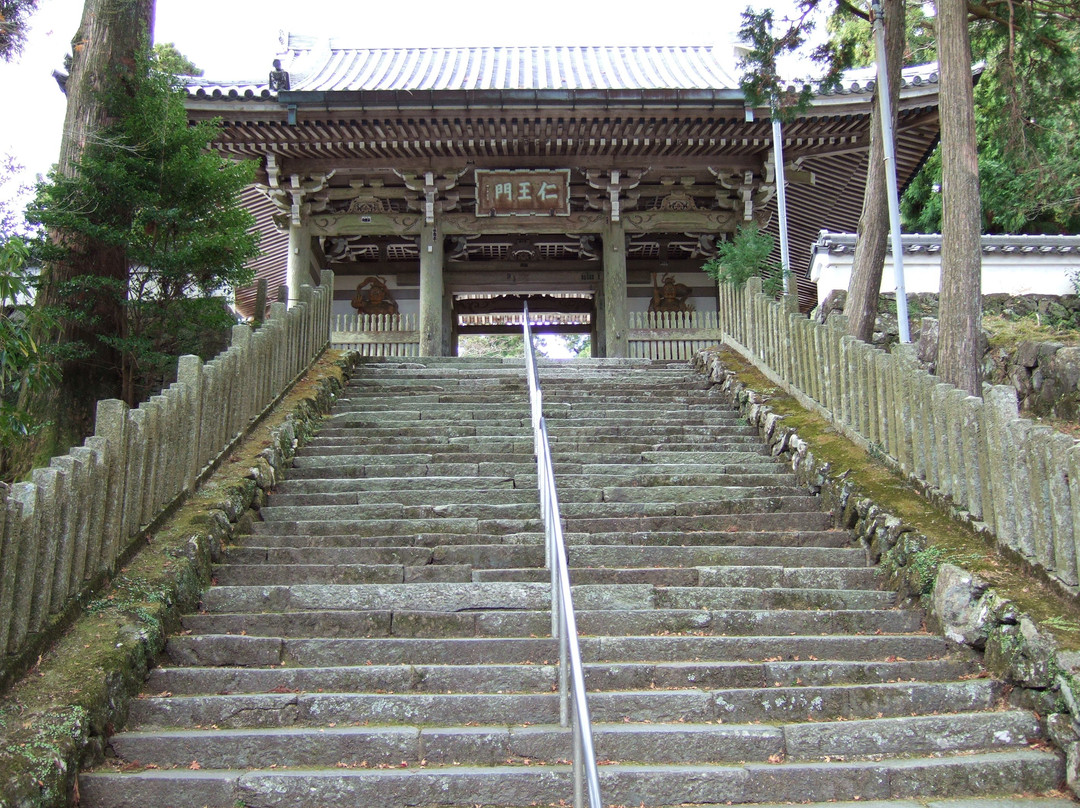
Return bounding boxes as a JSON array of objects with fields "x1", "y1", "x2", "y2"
[
  {"x1": 812, "y1": 231, "x2": 1080, "y2": 257},
  {"x1": 185, "y1": 37, "x2": 940, "y2": 100}
]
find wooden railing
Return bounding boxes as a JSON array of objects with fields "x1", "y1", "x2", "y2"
[
  {"x1": 331, "y1": 313, "x2": 420, "y2": 356},
  {"x1": 627, "y1": 310, "x2": 724, "y2": 360}
]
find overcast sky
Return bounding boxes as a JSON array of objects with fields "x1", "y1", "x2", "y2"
[{"x1": 0, "y1": 0, "x2": 814, "y2": 212}]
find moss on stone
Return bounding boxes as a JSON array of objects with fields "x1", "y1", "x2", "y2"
[
  {"x1": 706, "y1": 345, "x2": 1080, "y2": 652},
  {"x1": 0, "y1": 350, "x2": 356, "y2": 808}
]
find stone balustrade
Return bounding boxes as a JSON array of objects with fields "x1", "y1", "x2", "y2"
[
  {"x1": 719, "y1": 277, "x2": 1080, "y2": 593},
  {"x1": 0, "y1": 271, "x2": 334, "y2": 679}
]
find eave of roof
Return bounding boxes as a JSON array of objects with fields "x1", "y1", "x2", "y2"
[
  {"x1": 184, "y1": 41, "x2": 943, "y2": 115},
  {"x1": 813, "y1": 231, "x2": 1080, "y2": 257}
]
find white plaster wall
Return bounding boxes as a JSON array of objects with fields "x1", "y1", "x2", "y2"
[{"x1": 810, "y1": 253, "x2": 1080, "y2": 308}]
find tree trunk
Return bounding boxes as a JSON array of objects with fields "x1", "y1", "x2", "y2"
[
  {"x1": 37, "y1": 0, "x2": 155, "y2": 447},
  {"x1": 936, "y1": 0, "x2": 983, "y2": 395},
  {"x1": 843, "y1": 0, "x2": 905, "y2": 342}
]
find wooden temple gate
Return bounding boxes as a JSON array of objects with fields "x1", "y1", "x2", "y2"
[{"x1": 185, "y1": 41, "x2": 944, "y2": 358}]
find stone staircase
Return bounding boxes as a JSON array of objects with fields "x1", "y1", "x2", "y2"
[{"x1": 80, "y1": 357, "x2": 1068, "y2": 808}]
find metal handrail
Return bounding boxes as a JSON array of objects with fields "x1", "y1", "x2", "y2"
[{"x1": 521, "y1": 305, "x2": 603, "y2": 808}]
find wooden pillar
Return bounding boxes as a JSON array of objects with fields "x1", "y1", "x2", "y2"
[
  {"x1": 420, "y1": 219, "x2": 446, "y2": 356},
  {"x1": 590, "y1": 295, "x2": 602, "y2": 359},
  {"x1": 602, "y1": 218, "x2": 628, "y2": 358},
  {"x1": 287, "y1": 222, "x2": 312, "y2": 309}
]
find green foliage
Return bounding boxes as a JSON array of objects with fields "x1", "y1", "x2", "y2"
[
  {"x1": 826, "y1": 1, "x2": 936, "y2": 69},
  {"x1": 29, "y1": 53, "x2": 259, "y2": 402},
  {"x1": 152, "y1": 42, "x2": 203, "y2": 77},
  {"x1": 0, "y1": 237, "x2": 57, "y2": 469},
  {"x1": 738, "y1": 4, "x2": 849, "y2": 121},
  {"x1": 901, "y1": 5, "x2": 1080, "y2": 234},
  {"x1": 458, "y1": 334, "x2": 524, "y2": 357},
  {"x1": 560, "y1": 334, "x2": 591, "y2": 358},
  {"x1": 702, "y1": 223, "x2": 786, "y2": 296},
  {"x1": 0, "y1": 0, "x2": 38, "y2": 61}
]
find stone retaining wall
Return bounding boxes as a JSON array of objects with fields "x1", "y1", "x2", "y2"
[
  {"x1": 0, "y1": 273, "x2": 334, "y2": 689},
  {"x1": 693, "y1": 348, "x2": 1080, "y2": 794},
  {"x1": 717, "y1": 278, "x2": 1080, "y2": 596}
]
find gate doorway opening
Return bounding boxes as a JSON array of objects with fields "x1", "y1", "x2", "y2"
[{"x1": 453, "y1": 293, "x2": 593, "y2": 359}]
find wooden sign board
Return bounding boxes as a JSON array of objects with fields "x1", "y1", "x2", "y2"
[{"x1": 475, "y1": 169, "x2": 571, "y2": 217}]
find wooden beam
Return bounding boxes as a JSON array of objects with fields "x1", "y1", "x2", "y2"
[
  {"x1": 445, "y1": 268, "x2": 601, "y2": 293},
  {"x1": 309, "y1": 212, "x2": 423, "y2": 236},
  {"x1": 623, "y1": 209, "x2": 740, "y2": 233},
  {"x1": 440, "y1": 212, "x2": 607, "y2": 235}
]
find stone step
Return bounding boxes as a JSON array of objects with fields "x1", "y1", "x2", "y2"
[
  {"x1": 296, "y1": 441, "x2": 536, "y2": 456},
  {"x1": 77, "y1": 750, "x2": 1067, "y2": 808},
  {"x1": 104, "y1": 709, "x2": 1041, "y2": 770},
  {"x1": 164, "y1": 634, "x2": 952, "y2": 668},
  {"x1": 290, "y1": 449, "x2": 774, "y2": 469},
  {"x1": 562, "y1": 511, "x2": 837, "y2": 534},
  {"x1": 248, "y1": 516, "x2": 544, "y2": 536},
  {"x1": 283, "y1": 461, "x2": 795, "y2": 480},
  {"x1": 313, "y1": 423, "x2": 757, "y2": 440},
  {"x1": 283, "y1": 462, "x2": 538, "y2": 480},
  {"x1": 81, "y1": 359, "x2": 1061, "y2": 808},
  {"x1": 260, "y1": 488, "x2": 546, "y2": 508},
  {"x1": 302, "y1": 436, "x2": 766, "y2": 453},
  {"x1": 144, "y1": 657, "x2": 979, "y2": 697},
  {"x1": 255, "y1": 496, "x2": 819, "y2": 523},
  {"x1": 123, "y1": 679, "x2": 1001, "y2": 731},
  {"x1": 221, "y1": 544, "x2": 544, "y2": 568},
  {"x1": 198, "y1": 581, "x2": 895, "y2": 616},
  {"x1": 263, "y1": 484, "x2": 812, "y2": 509},
  {"x1": 472, "y1": 565, "x2": 879, "y2": 589},
  {"x1": 562, "y1": 529, "x2": 855, "y2": 548},
  {"x1": 270, "y1": 472, "x2": 801, "y2": 496},
  {"x1": 179, "y1": 607, "x2": 918, "y2": 639}
]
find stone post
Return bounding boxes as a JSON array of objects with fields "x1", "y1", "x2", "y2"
[
  {"x1": 95, "y1": 399, "x2": 129, "y2": 567},
  {"x1": 28, "y1": 467, "x2": 60, "y2": 628},
  {"x1": 287, "y1": 221, "x2": 312, "y2": 309},
  {"x1": 148, "y1": 395, "x2": 170, "y2": 517},
  {"x1": 1045, "y1": 431, "x2": 1078, "y2": 586},
  {"x1": 0, "y1": 486, "x2": 13, "y2": 653},
  {"x1": 946, "y1": 388, "x2": 972, "y2": 507},
  {"x1": 984, "y1": 385, "x2": 1019, "y2": 545},
  {"x1": 121, "y1": 409, "x2": 148, "y2": 540},
  {"x1": 82, "y1": 436, "x2": 110, "y2": 578},
  {"x1": 8, "y1": 482, "x2": 41, "y2": 652},
  {"x1": 321, "y1": 270, "x2": 335, "y2": 349},
  {"x1": 232, "y1": 325, "x2": 254, "y2": 427},
  {"x1": 419, "y1": 219, "x2": 446, "y2": 357},
  {"x1": 46, "y1": 456, "x2": 77, "y2": 613},
  {"x1": 602, "y1": 218, "x2": 628, "y2": 358},
  {"x1": 1028, "y1": 425, "x2": 1056, "y2": 571},
  {"x1": 887, "y1": 346, "x2": 913, "y2": 474},
  {"x1": 65, "y1": 448, "x2": 95, "y2": 594},
  {"x1": 744, "y1": 278, "x2": 762, "y2": 356},
  {"x1": 177, "y1": 356, "x2": 204, "y2": 491},
  {"x1": 962, "y1": 395, "x2": 988, "y2": 524},
  {"x1": 269, "y1": 302, "x2": 287, "y2": 393},
  {"x1": 944, "y1": 388, "x2": 968, "y2": 507},
  {"x1": 1006, "y1": 418, "x2": 1037, "y2": 558},
  {"x1": 931, "y1": 383, "x2": 953, "y2": 498},
  {"x1": 1066, "y1": 444, "x2": 1080, "y2": 588},
  {"x1": 915, "y1": 372, "x2": 938, "y2": 484},
  {"x1": 253, "y1": 277, "x2": 268, "y2": 327}
]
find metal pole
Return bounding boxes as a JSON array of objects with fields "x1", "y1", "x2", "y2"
[
  {"x1": 771, "y1": 112, "x2": 792, "y2": 295},
  {"x1": 573, "y1": 723, "x2": 585, "y2": 808},
  {"x1": 871, "y1": 0, "x2": 911, "y2": 343}
]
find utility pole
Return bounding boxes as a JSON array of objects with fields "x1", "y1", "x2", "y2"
[{"x1": 870, "y1": 0, "x2": 911, "y2": 343}]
